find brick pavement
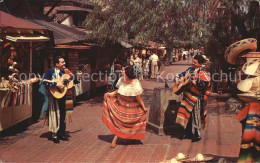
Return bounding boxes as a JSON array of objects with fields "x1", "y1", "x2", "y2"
[{"x1": 0, "y1": 60, "x2": 242, "y2": 162}]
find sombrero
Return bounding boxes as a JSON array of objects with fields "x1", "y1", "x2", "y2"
[
  {"x1": 174, "y1": 153, "x2": 190, "y2": 162},
  {"x1": 237, "y1": 76, "x2": 260, "y2": 93},
  {"x1": 188, "y1": 154, "x2": 214, "y2": 162},
  {"x1": 242, "y1": 58, "x2": 260, "y2": 76},
  {"x1": 237, "y1": 93, "x2": 260, "y2": 102},
  {"x1": 241, "y1": 52, "x2": 260, "y2": 59},
  {"x1": 162, "y1": 153, "x2": 190, "y2": 163},
  {"x1": 224, "y1": 38, "x2": 257, "y2": 65}
]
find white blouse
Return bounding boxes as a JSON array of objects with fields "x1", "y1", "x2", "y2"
[{"x1": 116, "y1": 77, "x2": 143, "y2": 96}]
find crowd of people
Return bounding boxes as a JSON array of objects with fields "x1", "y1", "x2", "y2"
[{"x1": 107, "y1": 47, "x2": 204, "y2": 90}]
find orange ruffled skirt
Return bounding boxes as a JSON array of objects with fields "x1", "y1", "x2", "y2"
[{"x1": 102, "y1": 93, "x2": 147, "y2": 139}]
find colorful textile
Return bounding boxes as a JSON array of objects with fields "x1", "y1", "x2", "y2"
[
  {"x1": 102, "y1": 93, "x2": 147, "y2": 139},
  {"x1": 1, "y1": 83, "x2": 30, "y2": 108},
  {"x1": 176, "y1": 68, "x2": 211, "y2": 129},
  {"x1": 176, "y1": 85, "x2": 210, "y2": 128},
  {"x1": 65, "y1": 89, "x2": 73, "y2": 113},
  {"x1": 237, "y1": 102, "x2": 260, "y2": 163},
  {"x1": 1, "y1": 90, "x2": 12, "y2": 107},
  {"x1": 15, "y1": 83, "x2": 30, "y2": 106}
]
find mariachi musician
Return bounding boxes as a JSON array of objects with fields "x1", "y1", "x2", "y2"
[
  {"x1": 175, "y1": 55, "x2": 211, "y2": 142},
  {"x1": 42, "y1": 55, "x2": 82, "y2": 143}
]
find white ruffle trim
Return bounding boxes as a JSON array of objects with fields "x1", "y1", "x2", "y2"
[{"x1": 116, "y1": 78, "x2": 143, "y2": 96}]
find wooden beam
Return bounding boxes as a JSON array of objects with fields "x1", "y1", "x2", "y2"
[{"x1": 45, "y1": 0, "x2": 62, "y2": 16}]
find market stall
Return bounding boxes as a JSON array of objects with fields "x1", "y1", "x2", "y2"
[{"x1": 0, "y1": 11, "x2": 50, "y2": 131}]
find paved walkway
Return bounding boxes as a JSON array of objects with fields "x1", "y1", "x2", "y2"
[{"x1": 0, "y1": 60, "x2": 242, "y2": 162}]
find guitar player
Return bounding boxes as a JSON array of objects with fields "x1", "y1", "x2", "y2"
[
  {"x1": 42, "y1": 55, "x2": 82, "y2": 143},
  {"x1": 175, "y1": 55, "x2": 211, "y2": 142}
]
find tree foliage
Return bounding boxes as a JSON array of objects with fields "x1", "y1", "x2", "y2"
[
  {"x1": 83, "y1": 0, "x2": 210, "y2": 47},
  {"x1": 84, "y1": 0, "x2": 260, "y2": 69},
  {"x1": 205, "y1": 0, "x2": 260, "y2": 71}
]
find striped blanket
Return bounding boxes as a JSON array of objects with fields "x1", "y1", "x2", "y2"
[
  {"x1": 176, "y1": 70, "x2": 211, "y2": 129},
  {"x1": 1, "y1": 83, "x2": 30, "y2": 108}
]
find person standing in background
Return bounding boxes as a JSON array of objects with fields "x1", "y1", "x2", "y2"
[{"x1": 149, "y1": 52, "x2": 159, "y2": 79}]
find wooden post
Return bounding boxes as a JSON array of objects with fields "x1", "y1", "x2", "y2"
[{"x1": 30, "y1": 41, "x2": 32, "y2": 73}]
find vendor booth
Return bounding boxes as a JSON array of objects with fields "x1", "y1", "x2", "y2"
[{"x1": 0, "y1": 11, "x2": 50, "y2": 131}]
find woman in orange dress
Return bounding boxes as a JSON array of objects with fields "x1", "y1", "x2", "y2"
[{"x1": 102, "y1": 65, "x2": 148, "y2": 148}]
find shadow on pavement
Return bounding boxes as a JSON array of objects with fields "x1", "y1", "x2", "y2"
[
  {"x1": 67, "y1": 130, "x2": 82, "y2": 134},
  {"x1": 98, "y1": 134, "x2": 114, "y2": 143},
  {"x1": 163, "y1": 100, "x2": 185, "y2": 138},
  {"x1": 210, "y1": 154, "x2": 238, "y2": 162},
  {"x1": 39, "y1": 132, "x2": 52, "y2": 140},
  {"x1": 0, "y1": 119, "x2": 44, "y2": 147},
  {"x1": 98, "y1": 134, "x2": 143, "y2": 146},
  {"x1": 40, "y1": 130, "x2": 78, "y2": 140}
]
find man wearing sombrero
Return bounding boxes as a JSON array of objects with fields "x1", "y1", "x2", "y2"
[{"x1": 175, "y1": 55, "x2": 211, "y2": 142}]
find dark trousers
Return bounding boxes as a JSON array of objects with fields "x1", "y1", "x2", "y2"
[{"x1": 57, "y1": 96, "x2": 66, "y2": 137}]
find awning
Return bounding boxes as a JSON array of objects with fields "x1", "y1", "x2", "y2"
[
  {"x1": 55, "y1": 44, "x2": 91, "y2": 49},
  {"x1": 6, "y1": 34, "x2": 49, "y2": 42},
  {"x1": 26, "y1": 19, "x2": 86, "y2": 44},
  {"x1": 0, "y1": 11, "x2": 45, "y2": 30}
]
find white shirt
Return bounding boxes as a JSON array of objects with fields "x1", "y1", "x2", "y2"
[
  {"x1": 149, "y1": 54, "x2": 159, "y2": 62},
  {"x1": 116, "y1": 77, "x2": 143, "y2": 96},
  {"x1": 53, "y1": 67, "x2": 61, "y2": 79}
]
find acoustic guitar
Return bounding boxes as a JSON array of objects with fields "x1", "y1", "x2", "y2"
[
  {"x1": 49, "y1": 73, "x2": 74, "y2": 99},
  {"x1": 173, "y1": 72, "x2": 191, "y2": 95},
  {"x1": 49, "y1": 68, "x2": 75, "y2": 99}
]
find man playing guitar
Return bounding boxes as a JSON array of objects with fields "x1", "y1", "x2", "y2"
[
  {"x1": 175, "y1": 55, "x2": 211, "y2": 142},
  {"x1": 42, "y1": 55, "x2": 82, "y2": 143}
]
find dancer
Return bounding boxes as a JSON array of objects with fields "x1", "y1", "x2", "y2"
[{"x1": 102, "y1": 65, "x2": 148, "y2": 148}]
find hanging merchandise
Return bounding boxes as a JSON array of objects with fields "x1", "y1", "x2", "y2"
[
  {"x1": 225, "y1": 38, "x2": 260, "y2": 163},
  {"x1": 0, "y1": 46, "x2": 38, "y2": 108}
]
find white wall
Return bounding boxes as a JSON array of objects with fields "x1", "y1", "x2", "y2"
[{"x1": 61, "y1": 15, "x2": 73, "y2": 26}]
